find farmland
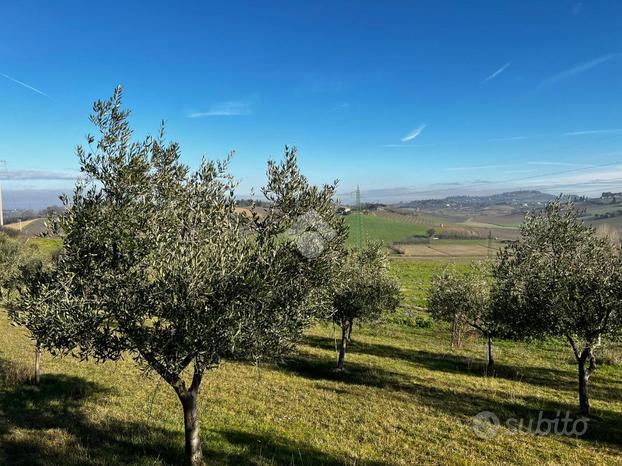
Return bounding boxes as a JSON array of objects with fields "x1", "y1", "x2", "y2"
[
  {"x1": 1, "y1": 258, "x2": 621, "y2": 465},
  {"x1": 344, "y1": 213, "x2": 429, "y2": 247},
  {"x1": 2, "y1": 209, "x2": 622, "y2": 465}
]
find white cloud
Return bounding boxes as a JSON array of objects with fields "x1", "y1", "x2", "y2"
[
  {"x1": 0, "y1": 169, "x2": 78, "y2": 180},
  {"x1": 526, "y1": 161, "x2": 590, "y2": 167},
  {"x1": 563, "y1": 128, "x2": 622, "y2": 136},
  {"x1": 401, "y1": 124, "x2": 427, "y2": 142},
  {"x1": 187, "y1": 101, "x2": 251, "y2": 118},
  {"x1": 330, "y1": 102, "x2": 349, "y2": 112},
  {"x1": 482, "y1": 62, "x2": 511, "y2": 83},
  {"x1": 539, "y1": 54, "x2": 619, "y2": 87},
  {"x1": 446, "y1": 164, "x2": 513, "y2": 171}
]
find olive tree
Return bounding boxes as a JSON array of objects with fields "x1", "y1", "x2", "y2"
[
  {"x1": 0, "y1": 233, "x2": 47, "y2": 383},
  {"x1": 332, "y1": 242, "x2": 400, "y2": 370},
  {"x1": 492, "y1": 199, "x2": 622, "y2": 416},
  {"x1": 428, "y1": 263, "x2": 498, "y2": 374},
  {"x1": 8, "y1": 87, "x2": 347, "y2": 465}
]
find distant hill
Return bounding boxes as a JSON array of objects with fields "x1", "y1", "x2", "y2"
[{"x1": 395, "y1": 190, "x2": 558, "y2": 209}]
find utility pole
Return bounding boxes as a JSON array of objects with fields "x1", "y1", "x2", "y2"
[
  {"x1": 0, "y1": 160, "x2": 6, "y2": 227},
  {"x1": 487, "y1": 230, "x2": 492, "y2": 258}
]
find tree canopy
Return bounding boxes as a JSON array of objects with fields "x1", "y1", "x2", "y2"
[
  {"x1": 8, "y1": 86, "x2": 348, "y2": 465},
  {"x1": 428, "y1": 262, "x2": 498, "y2": 373},
  {"x1": 492, "y1": 199, "x2": 622, "y2": 415},
  {"x1": 332, "y1": 242, "x2": 400, "y2": 369}
]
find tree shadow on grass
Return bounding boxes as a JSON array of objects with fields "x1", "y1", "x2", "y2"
[
  {"x1": 282, "y1": 342, "x2": 622, "y2": 451},
  {"x1": 204, "y1": 430, "x2": 391, "y2": 466},
  {"x1": 0, "y1": 358, "x2": 387, "y2": 465},
  {"x1": 301, "y1": 335, "x2": 622, "y2": 402},
  {"x1": 0, "y1": 363, "x2": 183, "y2": 465}
]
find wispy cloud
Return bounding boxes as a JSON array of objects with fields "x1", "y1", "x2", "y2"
[
  {"x1": 526, "y1": 161, "x2": 590, "y2": 167},
  {"x1": 487, "y1": 135, "x2": 529, "y2": 142},
  {"x1": 446, "y1": 164, "x2": 512, "y2": 171},
  {"x1": 563, "y1": 128, "x2": 622, "y2": 136},
  {"x1": 482, "y1": 62, "x2": 511, "y2": 84},
  {"x1": 539, "y1": 54, "x2": 619, "y2": 88},
  {"x1": 401, "y1": 124, "x2": 427, "y2": 142},
  {"x1": 330, "y1": 102, "x2": 349, "y2": 112},
  {"x1": 0, "y1": 72, "x2": 50, "y2": 98},
  {"x1": 0, "y1": 169, "x2": 78, "y2": 180},
  {"x1": 187, "y1": 101, "x2": 251, "y2": 118}
]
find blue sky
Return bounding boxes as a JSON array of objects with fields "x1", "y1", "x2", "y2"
[{"x1": 1, "y1": 0, "x2": 621, "y2": 205}]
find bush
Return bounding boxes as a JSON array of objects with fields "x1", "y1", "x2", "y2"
[
  {"x1": 385, "y1": 311, "x2": 433, "y2": 328},
  {"x1": 0, "y1": 359, "x2": 33, "y2": 385}
]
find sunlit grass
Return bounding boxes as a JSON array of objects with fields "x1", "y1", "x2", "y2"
[{"x1": 0, "y1": 259, "x2": 620, "y2": 464}]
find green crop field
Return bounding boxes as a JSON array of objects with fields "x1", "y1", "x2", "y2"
[
  {"x1": 390, "y1": 259, "x2": 466, "y2": 309},
  {"x1": 345, "y1": 213, "x2": 429, "y2": 247},
  {"x1": 1, "y1": 258, "x2": 620, "y2": 465}
]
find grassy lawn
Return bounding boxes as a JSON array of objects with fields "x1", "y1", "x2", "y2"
[
  {"x1": 1, "y1": 259, "x2": 620, "y2": 465},
  {"x1": 26, "y1": 237, "x2": 62, "y2": 256},
  {"x1": 389, "y1": 259, "x2": 458, "y2": 309}
]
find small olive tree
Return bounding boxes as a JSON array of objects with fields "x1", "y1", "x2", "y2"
[
  {"x1": 0, "y1": 233, "x2": 47, "y2": 383},
  {"x1": 492, "y1": 199, "x2": 622, "y2": 416},
  {"x1": 428, "y1": 263, "x2": 498, "y2": 374},
  {"x1": 332, "y1": 242, "x2": 400, "y2": 370},
  {"x1": 8, "y1": 87, "x2": 347, "y2": 465}
]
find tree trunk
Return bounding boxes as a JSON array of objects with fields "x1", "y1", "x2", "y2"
[
  {"x1": 174, "y1": 372, "x2": 204, "y2": 466},
  {"x1": 567, "y1": 335, "x2": 595, "y2": 417},
  {"x1": 347, "y1": 318, "x2": 354, "y2": 342},
  {"x1": 577, "y1": 349, "x2": 592, "y2": 416},
  {"x1": 337, "y1": 323, "x2": 349, "y2": 370},
  {"x1": 485, "y1": 334, "x2": 494, "y2": 376},
  {"x1": 181, "y1": 391, "x2": 202, "y2": 466},
  {"x1": 451, "y1": 317, "x2": 462, "y2": 348},
  {"x1": 34, "y1": 343, "x2": 41, "y2": 385}
]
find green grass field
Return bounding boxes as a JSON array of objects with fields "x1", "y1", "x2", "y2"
[
  {"x1": 345, "y1": 213, "x2": 428, "y2": 247},
  {"x1": 1, "y1": 259, "x2": 621, "y2": 465},
  {"x1": 27, "y1": 237, "x2": 62, "y2": 256}
]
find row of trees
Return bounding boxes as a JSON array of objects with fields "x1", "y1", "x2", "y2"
[
  {"x1": 429, "y1": 200, "x2": 622, "y2": 416},
  {"x1": 0, "y1": 87, "x2": 400, "y2": 466}
]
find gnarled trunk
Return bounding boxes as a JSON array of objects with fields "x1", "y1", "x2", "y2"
[
  {"x1": 578, "y1": 357, "x2": 590, "y2": 416},
  {"x1": 451, "y1": 317, "x2": 463, "y2": 348},
  {"x1": 347, "y1": 318, "x2": 354, "y2": 342},
  {"x1": 181, "y1": 391, "x2": 202, "y2": 465},
  {"x1": 34, "y1": 343, "x2": 41, "y2": 385},
  {"x1": 486, "y1": 334, "x2": 494, "y2": 376},
  {"x1": 174, "y1": 372, "x2": 204, "y2": 466},
  {"x1": 337, "y1": 322, "x2": 349, "y2": 370},
  {"x1": 568, "y1": 336, "x2": 595, "y2": 417}
]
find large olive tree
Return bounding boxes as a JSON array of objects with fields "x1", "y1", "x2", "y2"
[
  {"x1": 428, "y1": 263, "x2": 498, "y2": 375},
  {"x1": 9, "y1": 87, "x2": 347, "y2": 465},
  {"x1": 332, "y1": 242, "x2": 400, "y2": 370},
  {"x1": 492, "y1": 199, "x2": 622, "y2": 416}
]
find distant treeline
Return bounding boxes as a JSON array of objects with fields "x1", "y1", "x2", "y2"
[{"x1": 592, "y1": 210, "x2": 622, "y2": 220}]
